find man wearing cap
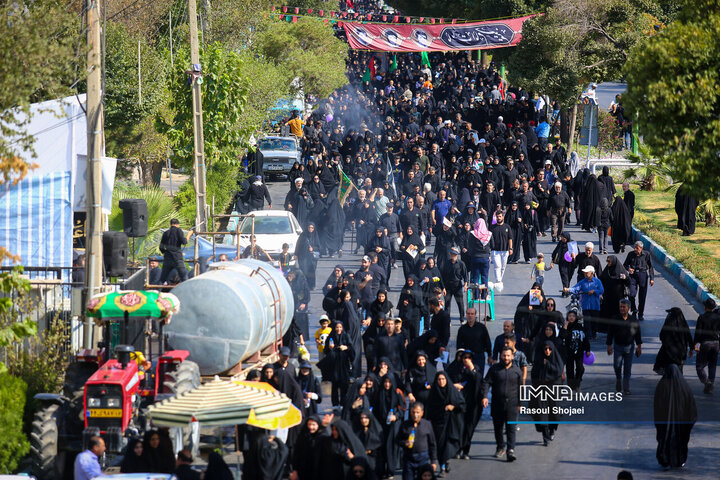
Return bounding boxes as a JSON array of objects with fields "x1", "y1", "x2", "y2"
[
  {"x1": 547, "y1": 181, "x2": 571, "y2": 241},
  {"x1": 248, "y1": 175, "x2": 272, "y2": 211},
  {"x1": 566, "y1": 265, "x2": 605, "y2": 338},
  {"x1": 441, "y1": 247, "x2": 468, "y2": 320},
  {"x1": 274, "y1": 345, "x2": 294, "y2": 376},
  {"x1": 623, "y1": 241, "x2": 654, "y2": 321},
  {"x1": 574, "y1": 242, "x2": 603, "y2": 282}
]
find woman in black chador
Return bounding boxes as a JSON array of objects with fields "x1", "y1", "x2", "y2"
[
  {"x1": 530, "y1": 340, "x2": 565, "y2": 446},
  {"x1": 654, "y1": 364, "x2": 696, "y2": 469},
  {"x1": 425, "y1": 371, "x2": 466, "y2": 475}
]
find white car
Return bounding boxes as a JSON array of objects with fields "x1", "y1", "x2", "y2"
[{"x1": 224, "y1": 210, "x2": 302, "y2": 258}]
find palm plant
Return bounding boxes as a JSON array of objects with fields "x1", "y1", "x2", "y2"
[
  {"x1": 622, "y1": 143, "x2": 672, "y2": 191},
  {"x1": 109, "y1": 182, "x2": 184, "y2": 261}
]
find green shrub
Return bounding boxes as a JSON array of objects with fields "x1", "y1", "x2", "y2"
[
  {"x1": 174, "y1": 163, "x2": 241, "y2": 227},
  {"x1": 0, "y1": 373, "x2": 30, "y2": 473}
]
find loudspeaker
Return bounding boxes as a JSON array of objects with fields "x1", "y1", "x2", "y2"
[
  {"x1": 118, "y1": 198, "x2": 148, "y2": 237},
  {"x1": 102, "y1": 231, "x2": 128, "y2": 277}
]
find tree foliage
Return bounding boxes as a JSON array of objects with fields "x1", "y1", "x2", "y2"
[
  {"x1": 0, "y1": 0, "x2": 79, "y2": 161},
  {"x1": 174, "y1": 163, "x2": 240, "y2": 226},
  {"x1": 0, "y1": 373, "x2": 29, "y2": 473},
  {"x1": 508, "y1": 0, "x2": 658, "y2": 108},
  {"x1": 158, "y1": 42, "x2": 250, "y2": 171},
  {"x1": 104, "y1": 21, "x2": 170, "y2": 184},
  {"x1": 256, "y1": 17, "x2": 349, "y2": 99},
  {"x1": 622, "y1": 0, "x2": 720, "y2": 199},
  {"x1": 110, "y1": 182, "x2": 184, "y2": 258},
  {"x1": 389, "y1": 0, "x2": 547, "y2": 20}
]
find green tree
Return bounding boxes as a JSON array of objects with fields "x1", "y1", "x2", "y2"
[
  {"x1": 104, "y1": 21, "x2": 170, "y2": 185},
  {"x1": 235, "y1": 51, "x2": 291, "y2": 134},
  {"x1": 256, "y1": 17, "x2": 348, "y2": 99},
  {"x1": 158, "y1": 42, "x2": 250, "y2": 171},
  {"x1": 0, "y1": 373, "x2": 29, "y2": 473},
  {"x1": 622, "y1": 0, "x2": 720, "y2": 199},
  {"x1": 174, "y1": 163, "x2": 240, "y2": 226},
  {"x1": 389, "y1": 0, "x2": 547, "y2": 20},
  {"x1": 109, "y1": 182, "x2": 185, "y2": 259},
  {"x1": 507, "y1": 0, "x2": 658, "y2": 149},
  {"x1": 0, "y1": 0, "x2": 79, "y2": 161}
]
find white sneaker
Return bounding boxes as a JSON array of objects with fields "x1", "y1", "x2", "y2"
[{"x1": 495, "y1": 282, "x2": 504, "y2": 292}]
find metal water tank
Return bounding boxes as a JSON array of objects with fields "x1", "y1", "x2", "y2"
[{"x1": 166, "y1": 259, "x2": 293, "y2": 375}]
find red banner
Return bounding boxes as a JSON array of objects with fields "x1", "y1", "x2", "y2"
[{"x1": 343, "y1": 15, "x2": 536, "y2": 52}]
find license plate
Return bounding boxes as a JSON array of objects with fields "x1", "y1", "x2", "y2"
[
  {"x1": 268, "y1": 165, "x2": 284, "y2": 171},
  {"x1": 88, "y1": 408, "x2": 122, "y2": 418}
]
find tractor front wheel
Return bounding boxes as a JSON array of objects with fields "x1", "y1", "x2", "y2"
[{"x1": 31, "y1": 404, "x2": 67, "y2": 480}]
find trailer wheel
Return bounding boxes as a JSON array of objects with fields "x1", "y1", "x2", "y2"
[
  {"x1": 31, "y1": 404, "x2": 66, "y2": 480},
  {"x1": 163, "y1": 360, "x2": 200, "y2": 396}
]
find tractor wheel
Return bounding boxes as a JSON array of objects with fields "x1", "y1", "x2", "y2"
[
  {"x1": 163, "y1": 360, "x2": 200, "y2": 396},
  {"x1": 30, "y1": 404, "x2": 66, "y2": 480},
  {"x1": 62, "y1": 362, "x2": 97, "y2": 400}
]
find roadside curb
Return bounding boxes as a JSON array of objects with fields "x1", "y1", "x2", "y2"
[{"x1": 632, "y1": 226, "x2": 720, "y2": 306}]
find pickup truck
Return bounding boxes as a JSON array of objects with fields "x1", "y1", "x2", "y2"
[{"x1": 259, "y1": 136, "x2": 302, "y2": 179}]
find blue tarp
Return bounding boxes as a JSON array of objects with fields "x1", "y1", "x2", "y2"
[
  {"x1": 181, "y1": 235, "x2": 243, "y2": 260},
  {"x1": 0, "y1": 171, "x2": 73, "y2": 269}
]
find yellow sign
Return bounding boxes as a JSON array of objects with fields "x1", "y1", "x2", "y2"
[{"x1": 88, "y1": 408, "x2": 122, "y2": 418}]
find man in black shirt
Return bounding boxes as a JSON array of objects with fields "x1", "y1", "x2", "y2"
[
  {"x1": 482, "y1": 347, "x2": 523, "y2": 462},
  {"x1": 456, "y1": 308, "x2": 493, "y2": 372},
  {"x1": 379, "y1": 203, "x2": 402, "y2": 269},
  {"x1": 159, "y1": 218, "x2": 193, "y2": 283},
  {"x1": 442, "y1": 247, "x2": 467, "y2": 319},
  {"x1": 399, "y1": 196, "x2": 424, "y2": 234},
  {"x1": 398, "y1": 402, "x2": 438, "y2": 478},
  {"x1": 623, "y1": 241, "x2": 654, "y2": 321},
  {"x1": 490, "y1": 211, "x2": 513, "y2": 290},
  {"x1": 548, "y1": 182, "x2": 571, "y2": 241},
  {"x1": 694, "y1": 298, "x2": 720, "y2": 393},
  {"x1": 607, "y1": 299, "x2": 643, "y2": 394},
  {"x1": 574, "y1": 242, "x2": 603, "y2": 282}
]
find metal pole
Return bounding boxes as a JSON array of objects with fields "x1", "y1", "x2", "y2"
[
  {"x1": 188, "y1": 0, "x2": 207, "y2": 256},
  {"x1": 167, "y1": 153, "x2": 173, "y2": 195},
  {"x1": 169, "y1": 10, "x2": 173, "y2": 70},
  {"x1": 138, "y1": 40, "x2": 142, "y2": 105},
  {"x1": 586, "y1": 105, "x2": 593, "y2": 169},
  {"x1": 84, "y1": 0, "x2": 105, "y2": 350}
]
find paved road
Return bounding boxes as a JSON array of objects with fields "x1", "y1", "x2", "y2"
[{"x1": 263, "y1": 179, "x2": 717, "y2": 479}]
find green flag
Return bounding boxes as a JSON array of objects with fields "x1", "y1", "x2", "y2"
[
  {"x1": 390, "y1": 54, "x2": 397, "y2": 72},
  {"x1": 421, "y1": 51, "x2": 430, "y2": 68},
  {"x1": 362, "y1": 67, "x2": 371, "y2": 83},
  {"x1": 338, "y1": 167, "x2": 355, "y2": 206}
]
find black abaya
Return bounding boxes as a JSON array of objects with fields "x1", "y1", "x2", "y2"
[
  {"x1": 675, "y1": 186, "x2": 699, "y2": 236},
  {"x1": 610, "y1": 196, "x2": 632, "y2": 253},
  {"x1": 296, "y1": 224, "x2": 320, "y2": 290},
  {"x1": 425, "y1": 372, "x2": 466, "y2": 466},
  {"x1": 654, "y1": 364, "x2": 696, "y2": 468},
  {"x1": 598, "y1": 256, "x2": 629, "y2": 333},
  {"x1": 654, "y1": 307, "x2": 693, "y2": 375},
  {"x1": 580, "y1": 174, "x2": 602, "y2": 230}
]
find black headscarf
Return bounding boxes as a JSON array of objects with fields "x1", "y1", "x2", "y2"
[
  {"x1": 352, "y1": 409, "x2": 383, "y2": 454},
  {"x1": 654, "y1": 308, "x2": 694, "y2": 373},
  {"x1": 533, "y1": 339, "x2": 565, "y2": 382},
  {"x1": 654, "y1": 364, "x2": 697, "y2": 468},
  {"x1": 141, "y1": 430, "x2": 175, "y2": 473},
  {"x1": 204, "y1": 451, "x2": 234, "y2": 480},
  {"x1": 245, "y1": 433, "x2": 289, "y2": 480},
  {"x1": 120, "y1": 438, "x2": 150, "y2": 473},
  {"x1": 600, "y1": 255, "x2": 628, "y2": 280}
]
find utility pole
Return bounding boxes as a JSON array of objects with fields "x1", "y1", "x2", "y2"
[
  {"x1": 84, "y1": 0, "x2": 104, "y2": 348},
  {"x1": 169, "y1": 10, "x2": 173, "y2": 70},
  {"x1": 138, "y1": 41, "x2": 142, "y2": 105},
  {"x1": 188, "y1": 0, "x2": 207, "y2": 241}
]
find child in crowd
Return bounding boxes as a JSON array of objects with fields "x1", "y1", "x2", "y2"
[
  {"x1": 504, "y1": 334, "x2": 528, "y2": 385},
  {"x1": 314, "y1": 315, "x2": 332, "y2": 360},
  {"x1": 531, "y1": 252, "x2": 553, "y2": 287}
]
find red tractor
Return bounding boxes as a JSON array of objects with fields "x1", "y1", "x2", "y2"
[{"x1": 30, "y1": 291, "x2": 200, "y2": 479}]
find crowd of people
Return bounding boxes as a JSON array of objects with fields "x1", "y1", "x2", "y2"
[{"x1": 114, "y1": 2, "x2": 717, "y2": 479}]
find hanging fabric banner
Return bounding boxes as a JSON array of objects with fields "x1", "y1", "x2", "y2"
[{"x1": 343, "y1": 15, "x2": 536, "y2": 52}]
